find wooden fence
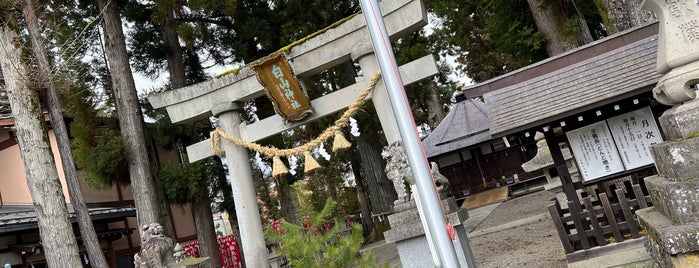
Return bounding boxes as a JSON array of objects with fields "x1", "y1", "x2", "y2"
[{"x1": 548, "y1": 181, "x2": 653, "y2": 254}]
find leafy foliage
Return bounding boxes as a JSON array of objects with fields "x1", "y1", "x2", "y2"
[
  {"x1": 265, "y1": 182, "x2": 377, "y2": 268},
  {"x1": 72, "y1": 128, "x2": 130, "y2": 189},
  {"x1": 428, "y1": 1, "x2": 549, "y2": 82},
  {"x1": 67, "y1": 81, "x2": 129, "y2": 189},
  {"x1": 158, "y1": 160, "x2": 216, "y2": 204}
]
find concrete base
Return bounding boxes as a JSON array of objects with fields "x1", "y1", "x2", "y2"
[
  {"x1": 384, "y1": 197, "x2": 476, "y2": 267},
  {"x1": 567, "y1": 238, "x2": 652, "y2": 268},
  {"x1": 268, "y1": 253, "x2": 288, "y2": 268},
  {"x1": 393, "y1": 228, "x2": 475, "y2": 268},
  {"x1": 544, "y1": 176, "x2": 563, "y2": 192}
]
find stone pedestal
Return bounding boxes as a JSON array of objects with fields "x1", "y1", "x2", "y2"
[
  {"x1": 635, "y1": 1, "x2": 699, "y2": 265},
  {"x1": 384, "y1": 197, "x2": 476, "y2": 268},
  {"x1": 637, "y1": 100, "x2": 699, "y2": 267},
  {"x1": 636, "y1": 176, "x2": 699, "y2": 267}
]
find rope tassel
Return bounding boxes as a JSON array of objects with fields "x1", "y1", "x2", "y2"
[
  {"x1": 332, "y1": 130, "x2": 351, "y2": 152},
  {"x1": 303, "y1": 151, "x2": 321, "y2": 173},
  {"x1": 272, "y1": 156, "x2": 289, "y2": 177}
]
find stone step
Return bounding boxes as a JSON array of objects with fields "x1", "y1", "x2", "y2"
[
  {"x1": 651, "y1": 136, "x2": 699, "y2": 181},
  {"x1": 387, "y1": 206, "x2": 421, "y2": 228},
  {"x1": 658, "y1": 95, "x2": 699, "y2": 140},
  {"x1": 636, "y1": 207, "x2": 699, "y2": 267},
  {"x1": 384, "y1": 208, "x2": 468, "y2": 243},
  {"x1": 643, "y1": 175, "x2": 699, "y2": 224}
]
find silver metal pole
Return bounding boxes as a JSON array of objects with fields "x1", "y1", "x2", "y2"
[{"x1": 358, "y1": 1, "x2": 461, "y2": 267}]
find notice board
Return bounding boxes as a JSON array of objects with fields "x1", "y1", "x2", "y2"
[
  {"x1": 606, "y1": 107, "x2": 663, "y2": 170},
  {"x1": 567, "y1": 121, "x2": 625, "y2": 181},
  {"x1": 566, "y1": 107, "x2": 662, "y2": 182}
]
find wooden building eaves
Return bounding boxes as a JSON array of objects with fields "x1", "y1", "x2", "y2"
[{"x1": 486, "y1": 34, "x2": 661, "y2": 137}]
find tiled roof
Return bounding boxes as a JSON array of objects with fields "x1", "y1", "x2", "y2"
[
  {"x1": 0, "y1": 114, "x2": 51, "y2": 127},
  {"x1": 0, "y1": 206, "x2": 136, "y2": 233},
  {"x1": 484, "y1": 35, "x2": 662, "y2": 137},
  {"x1": 422, "y1": 98, "x2": 491, "y2": 157}
]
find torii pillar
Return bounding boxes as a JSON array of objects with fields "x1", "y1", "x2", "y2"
[
  {"x1": 211, "y1": 101, "x2": 267, "y2": 266},
  {"x1": 148, "y1": 1, "x2": 437, "y2": 266}
]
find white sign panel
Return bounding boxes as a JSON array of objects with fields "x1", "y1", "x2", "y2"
[
  {"x1": 607, "y1": 107, "x2": 663, "y2": 170},
  {"x1": 566, "y1": 121, "x2": 625, "y2": 181}
]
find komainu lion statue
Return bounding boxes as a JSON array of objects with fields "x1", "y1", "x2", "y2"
[
  {"x1": 134, "y1": 223, "x2": 178, "y2": 268},
  {"x1": 383, "y1": 142, "x2": 451, "y2": 206}
]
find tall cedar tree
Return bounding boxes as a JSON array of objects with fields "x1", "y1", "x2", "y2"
[
  {"x1": 96, "y1": 0, "x2": 168, "y2": 230},
  {"x1": 428, "y1": 0, "x2": 606, "y2": 82},
  {"x1": 124, "y1": 0, "x2": 224, "y2": 264},
  {"x1": 22, "y1": 0, "x2": 108, "y2": 266},
  {"x1": 0, "y1": 23, "x2": 83, "y2": 267}
]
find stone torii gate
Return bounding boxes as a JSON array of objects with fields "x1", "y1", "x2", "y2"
[{"x1": 148, "y1": 1, "x2": 437, "y2": 266}]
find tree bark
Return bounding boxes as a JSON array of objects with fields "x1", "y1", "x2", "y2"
[
  {"x1": 277, "y1": 176, "x2": 297, "y2": 224},
  {"x1": 594, "y1": 0, "x2": 655, "y2": 34},
  {"x1": 0, "y1": 27, "x2": 83, "y2": 267},
  {"x1": 159, "y1": 13, "x2": 187, "y2": 89},
  {"x1": 96, "y1": 0, "x2": 162, "y2": 228},
  {"x1": 351, "y1": 157, "x2": 374, "y2": 238},
  {"x1": 425, "y1": 81, "x2": 446, "y2": 130},
  {"x1": 157, "y1": 12, "x2": 222, "y2": 265},
  {"x1": 192, "y1": 191, "x2": 222, "y2": 268},
  {"x1": 357, "y1": 136, "x2": 397, "y2": 214},
  {"x1": 526, "y1": 0, "x2": 594, "y2": 56},
  {"x1": 22, "y1": 1, "x2": 109, "y2": 266}
]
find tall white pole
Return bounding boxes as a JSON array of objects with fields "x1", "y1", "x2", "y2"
[{"x1": 358, "y1": 1, "x2": 461, "y2": 267}]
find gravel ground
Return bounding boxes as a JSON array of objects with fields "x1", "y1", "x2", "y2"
[
  {"x1": 469, "y1": 217, "x2": 567, "y2": 267},
  {"x1": 362, "y1": 190, "x2": 568, "y2": 267},
  {"x1": 468, "y1": 190, "x2": 567, "y2": 268},
  {"x1": 475, "y1": 190, "x2": 555, "y2": 229}
]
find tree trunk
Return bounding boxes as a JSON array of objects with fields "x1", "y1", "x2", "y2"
[
  {"x1": 351, "y1": 158, "x2": 374, "y2": 238},
  {"x1": 147, "y1": 136, "x2": 178, "y2": 239},
  {"x1": 96, "y1": 0, "x2": 162, "y2": 228},
  {"x1": 357, "y1": 136, "x2": 397, "y2": 214},
  {"x1": 425, "y1": 81, "x2": 446, "y2": 130},
  {"x1": 526, "y1": 0, "x2": 594, "y2": 56},
  {"x1": 277, "y1": 176, "x2": 297, "y2": 224},
  {"x1": 594, "y1": 0, "x2": 655, "y2": 34},
  {"x1": 159, "y1": 13, "x2": 187, "y2": 89},
  {"x1": 192, "y1": 191, "x2": 222, "y2": 268},
  {"x1": 0, "y1": 27, "x2": 83, "y2": 267},
  {"x1": 158, "y1": 13, "x2": 222, "y2": 265},
  {"x1": 22, "y1": 1, "x2": 109, "y2": 267}
]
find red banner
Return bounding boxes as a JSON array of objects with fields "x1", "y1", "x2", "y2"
[{"x1": 183, "y1": 234, "x2": 242, "y2": 268}]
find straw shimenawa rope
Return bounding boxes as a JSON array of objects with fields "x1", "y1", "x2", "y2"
[{"x1": 211, "y1": 71, "x2": 381, "y2": 175}]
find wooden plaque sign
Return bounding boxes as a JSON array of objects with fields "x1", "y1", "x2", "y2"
[{"x1": 253, "y1": 52, "x2": 314, "y2": 122}]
